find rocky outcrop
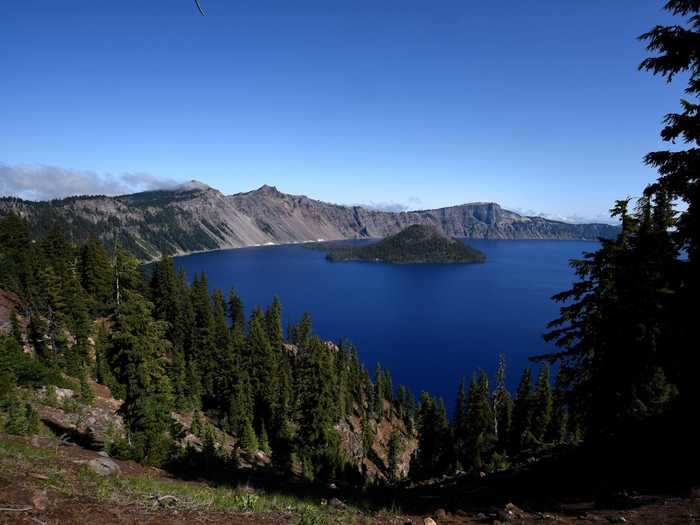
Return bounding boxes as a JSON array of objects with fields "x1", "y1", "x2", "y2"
[
  {"x1": 0, "y1": 182, "x2": 619, "y2": 260},
  {"x1": 35, "y1": 385, "x2": 125, "y2": 449},
  {"x1": 0, "y1": 289, "x2": 20, "y2": 333},
  {"x1": 336, "y1": 400, "x2": 417, "y2": 481}
]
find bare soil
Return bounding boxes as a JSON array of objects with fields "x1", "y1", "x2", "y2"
[{"x1": 0, "y1": 434, "x2": 697, "y2": 525}]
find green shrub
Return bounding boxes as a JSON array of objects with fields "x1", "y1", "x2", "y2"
[{"x1": 297, "y1": 505, "x2": 327, "y2": 525}]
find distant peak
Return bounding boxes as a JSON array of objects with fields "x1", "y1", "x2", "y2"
[
  {"x1": 177, "y1": 180, "x2": 211, "y2": 192},
  {"x1": 256, "y1": 184, "x2": 282, "y2": 195}
]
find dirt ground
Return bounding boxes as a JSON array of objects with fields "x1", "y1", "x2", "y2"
[{"x1": 0, "y1": 434, "x2": 697, "y2": 525}]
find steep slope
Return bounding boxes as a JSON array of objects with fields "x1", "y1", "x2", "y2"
[{"x1": 0, "y1": 181, "x2": 619, "y2": 260}]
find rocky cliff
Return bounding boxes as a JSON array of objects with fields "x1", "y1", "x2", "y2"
[{"x1": 0, "y1": 181, "x2": 619, "y2": 260}]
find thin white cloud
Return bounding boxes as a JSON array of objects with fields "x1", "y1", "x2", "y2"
[
  {"x1": 511, "y1": 206, "x2": 618, "y2": 225},
  {"x1": 353, "y1": 196, "x2": 423, "y2": 213},
  {"x1": 0, "y1": 163, "x2": 180, "y2": 201}
]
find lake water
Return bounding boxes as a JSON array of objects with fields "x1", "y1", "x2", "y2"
[{"x1": 174, "y1": 240, "x2": 596, "y2": 406}]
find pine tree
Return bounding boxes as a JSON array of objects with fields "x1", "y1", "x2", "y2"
[
  {"x1": 452, "y1": 379, "x2": 468, "y2": 469},
  {"x1": 94, "y1": 323, "x2": 122, "y2": 398},
  {"x1": 79, "y1": 234, "x2": 113, "y2": 314},
  {"x1": 292, "y1": 312, "x2": 313, "y2": 348},
  {"x1": 9, "y1": 310, "x2": 23, "y2": 347},
  {"x1": 492, "y1": 354, "x2": 513, "y2": 452},
  {"x1": 190, "y1": 273, "x2": 217, "y2": 405},
  {"x1": 531, "y1": 365, "x2": 552, "y2": 441},
  {"x1": 464, "y1": 371, "x2": 493, "y2": 470},
  {"x1": 26, "y1": 404, "x2": 40, "y2": 435},
  {"x1": 228, "y1": 370, "x2": 254, "y2": 438},
  {"x1": 259, "y1": 421, "x2": 271, "y2": 455},
  {"x1": 265, "y1": 296, "x2": 283, "y2": 350},
  {"x1": 210, "y1": 288, "x2": 236, "y2": 406},
  {"x1": 539, "y1": 199, "x2": 678, "y2": 438},
  {"x1": 510, "y1": 368, "x2": 533, "y2": 454},
  {"x1": 79, "y1": 367, "x2": 95, "y2": 405},
  {"x1": 247, "y1": 307, "x2": 277, "y2": 434},
  {"x1": 383, "y1": 368, "x2": 393, "y2": 404},
  {"x1": 295, "y1": 337, "x2": 343, "y2": 481},
  {"x1": 110, "y1": 290, "x2": 174, "y2": 466},
  {"x1": 387, "y1": 430, "x2": 404, "y2": 482},
  {"x1": 412, "y1": 392, "x2": 450, "y2": 478},
  {"x1": 228, "y1": 288, "x2": 245, "y2": 337},
  {"x1": 546, "y1": 369, "x2": 568, "y2": 443},
  {"x1": 374, "y1": 363, "x2": 384, "y2": 418}
]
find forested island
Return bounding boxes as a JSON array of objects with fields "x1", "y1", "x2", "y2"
[{"x1": 317, "y1": 225, "x2": 487, "y2": 264}]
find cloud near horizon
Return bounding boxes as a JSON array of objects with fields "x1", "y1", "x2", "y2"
[
  {"x1": 354, "y1": 196, "x2": 423, "y2": 213},
  {"x1": 0, "y1": 163, "x2": 180, "y2": 201},
  {"x1": 511, "y1": 207, "x2": 618, "y2": 225}
]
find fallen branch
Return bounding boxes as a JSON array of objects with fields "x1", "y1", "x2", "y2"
[{"x1": 0, "y1": 506, "x2": 33, "y2": 512}]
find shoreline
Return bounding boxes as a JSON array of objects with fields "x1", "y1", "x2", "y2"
[{"x1": 156, "y1": 236, "x2": 601, "y2": 264}]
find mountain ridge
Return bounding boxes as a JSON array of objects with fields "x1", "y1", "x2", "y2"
[{"x1": 0, "y1": 182, "x2": 620, "y2": 260}]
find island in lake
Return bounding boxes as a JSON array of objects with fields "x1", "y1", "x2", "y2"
[{"x1": 317, "y1": 224, "x2": 487, "y2": 264}]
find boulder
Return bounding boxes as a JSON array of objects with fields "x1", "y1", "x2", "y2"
[
  {"x1": 329, "y1": 497, "x2": 345, "y2": 509},
  {"x1": 87, "y1": 456, "x2": 121, "y2": 476},
  {"x1": 423, "y1": 518, "x2": 437, "y2": 525}
]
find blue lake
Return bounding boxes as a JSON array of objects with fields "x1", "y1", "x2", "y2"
[{"x1": 174, "y1": 240, "x2": 596, "y2": 407}]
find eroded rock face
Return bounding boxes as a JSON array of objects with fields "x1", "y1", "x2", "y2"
[
  {"x1": 0, "y1": 184, "x2": 620, "y2": 260},
  {"x1": 36, "y1": 386, "x2": 125, "y2": 449},
  {"x1": 0, "y1": 289, "x2": 20, "y2": 333},
  {"x1": 336, "y1": 401, "x2": 418, "y2": 481}
]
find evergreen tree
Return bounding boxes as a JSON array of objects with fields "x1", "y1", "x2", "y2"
[
  {"x1": 510, "y1": 368, "x2": 533, "y2": 453},
  {"x1": 265, "y1": 296, "x2": 283, "y2": 350},
  {"x1": 464, "y1": 371, "x2": 493, "y2": 470},
  {"x1": 412, "y1": 392, "x2": 450, "y2": 478},
  {"x1": 374, "y1": 363, "x2": 384, "y2": 418},
  {"x1": 227, "y1": 288, "x2": 245, "y2": 337},
  {"x1": 238, "y1": 419, "x2": 259, "y2": 452},
  {"x1": 291, "y1": 312, "x2": 313, "y2": 348},
  {"x1": 247, "y1": 307, "x2": 277, "y2": 434},
  {"x1": 190, "y1": 273, "x2": 217, "y2": 405},
  {"x1": 259, "y1": 421, "x2": 271, "y2": 455},
  {"x1": 539, "y1": 198, "x2": 678, "y2": 439},
  {"x1": 452, "y1": 379, "x2": 468, "y2": 469},
  {"x1": 383, "y1": 368, "x2": 393, "y2": 404},
  {"x1": 295, "y1": 336, "x2": 344, "y2": 481},
  {"x1": 639, "y1": 3, "x2": 699, "y2": 422},
  {"x1": 492, "y1": 354, "x2": 513, "y2": 452},
  {"x1": 387, "y1": 430, "x2": 404, "y2": 482},
  {"x1": 9, "y1": 310, "x2": 23, "y2": 347},
  {"x1": 79, "y1": 366, "x2": 95, "y2": 405},
  {"x1": 531, "y1": 365, "x2": 552, "y2": 441},
  {"x1": 546, "y1": 369, "x2": 568, "y2": 443},
  {"x1": 79, "y1": 234, "x2": 113, "y2": 314},
  {"x1": 110, "y1": 290, "x2": 174, "y2": 465}
]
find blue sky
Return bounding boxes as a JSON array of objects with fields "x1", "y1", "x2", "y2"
[{"x1": 0, "y1": 0, "x2": 685, "y2": 221}]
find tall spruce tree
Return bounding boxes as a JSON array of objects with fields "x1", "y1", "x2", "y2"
[
  {"x1": 110, "y1": 290, "x2": 174, "y2": 465},
  {"x1": 546, "y1": 369, "x2": 568, "y2": 443},
  {"x1": 453, "y1": 379, "x2": 469, "y2": 469},
  {"x1": 510, "y1": 368, "x2": 533, "y2": 454},
  {"x1": 464, "y1": 371, "x2": 493, "y2": 470},
  {"x1": 531, "y1": 365, "x2": 552, "y2": 441},
  {"x1": 412, "y1": 392, "x2": 450, "y2": 478},
  {"x1": 639, "y1": 1, "x2": 700, "y2": 414},
  {"x1": 79, "y1": 234, "x2": 113, "y2": 314}
]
